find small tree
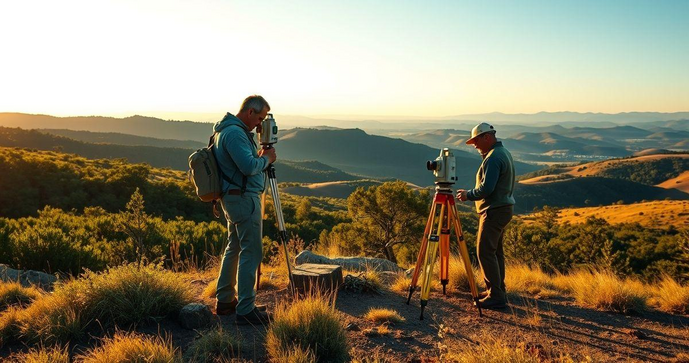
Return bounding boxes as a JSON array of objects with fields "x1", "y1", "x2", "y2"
[
  {"x1": 117, "y1": 188, "x2": 152, "y2": 267},
  {"x1": 296, "y1": 198, "x2": 312, "y2": 221},
  {"x1": 346, "y1": 181, "x2": 429, "y2": 263}
]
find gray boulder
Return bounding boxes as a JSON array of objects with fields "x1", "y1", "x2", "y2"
[
  {"x1": 178, "y1": 303, "x2": 213, "y2": 330},
  {"x1": 295, "y1": 250, "x2": 401, "y2": 272},
  {"x1": 0, "y1": 264, "x2": 57, "y2": 290}
]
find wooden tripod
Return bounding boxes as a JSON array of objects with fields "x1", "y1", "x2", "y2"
[{"x1": 406, "y1": 186, "x2": 482, "y2": 319}]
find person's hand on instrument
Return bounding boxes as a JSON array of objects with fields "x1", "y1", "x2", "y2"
[
  {"x1": 456, "y1": 189, "x2": 468, "y2": 201},
  {"x1": 259, "y1": 147, "x2": 277, "y2": 164}
]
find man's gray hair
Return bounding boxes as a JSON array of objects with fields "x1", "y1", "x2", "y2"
[{"x1": 240, "y1": 95, "x2": 270, "y2": 113}]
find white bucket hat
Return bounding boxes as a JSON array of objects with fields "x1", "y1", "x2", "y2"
[{"x1": 466, "y1": 122, "x2": 496, "y2": 145}]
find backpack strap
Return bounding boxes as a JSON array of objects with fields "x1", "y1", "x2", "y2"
[{"x1": 213, "y1": 127, "x2": 251, "y2": 195}]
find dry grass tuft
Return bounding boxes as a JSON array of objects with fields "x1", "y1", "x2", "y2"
[
  {"x1": 441, "y1": 332, "x2": 583, "y2": 363},
  {"x1": 78, "y1": 332, "x2": 180, "y2": 363},
  {"x1": 363, "y1": 308, "x2": 405, "y2": 325},
  {"x1": 10, "y1": 345, "x2": 69, "y2": 363},
  {"x1": 202, "y1": 279, "x2": 217, "y2": 301},
  {"x1": 555, "y1": 269, "x2": 648, "y2": 314},
  {"x1": 390, "y1": 273, "x2": 411, "y2": 293},
  {"x1": 10, "y1": 263, "x2": 195, "y2": 345},
  {"x1": 0, "y1": 282, "x2": 43, "y2": 311},
  {"x1": 445, "y1": 254, "x2": 482, "y2": 293},
  {"x1": 183, "y1": 326, "x2": 242, "y2": 363},
  {"x1": 505, "y1": 264, "x2": 560, "y2": 297},
  {"x1": 0, "y1": 306, "x2": 22, "y2": 346},
  {"x1": 342, "y1": 268, "x2": 383, "y2": 294},
  {"x1": 652, "y1": 276, "x2": 689, "y2": 315},
  {"x1": 266, "y1": 294, "x2": 349, "y2": 363}
]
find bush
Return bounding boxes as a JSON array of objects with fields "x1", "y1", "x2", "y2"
[
  {"x1": 0, "y1": 282, "x2": 43, "y2": 311},
  {"x1": 266, "y1": 295, "x2": 349, "y2": 363},
  {"x1": 183, "y1": 327, "x2": 242, "y2": 363},
  {"x1": 78, "y1": 332, "x2": 180, "y2": 363},
  {"x1": 10, "y1": 263, "x2": 194, "y2": 345}
]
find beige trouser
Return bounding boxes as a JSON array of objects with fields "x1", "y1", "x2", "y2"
[{"x1": 477, "y1": 205, "x2": 513, "y2": 301}]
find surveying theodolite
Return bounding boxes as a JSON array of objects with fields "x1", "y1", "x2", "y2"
[
  {"x1": 406, "y1": 148, "x2": 482, "y2": 319},
  {"x1": 256, "y1": 113, "x2": 295, "y2": 296}
]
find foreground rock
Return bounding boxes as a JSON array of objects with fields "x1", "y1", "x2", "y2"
[
  {"x1": 178, "y1": 303, "x2": 213, "y2": 330},
  {"x1": 295, "y1": 250, "x2": 401, "y2": 272},
  {"x1": 0, "y1": 264, "x2": 57, "y2": 290}
]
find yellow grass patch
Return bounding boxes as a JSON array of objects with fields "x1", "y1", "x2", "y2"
[
  {"x1": 551, "y1": 200, "x2": 689, "y2": 228},
  {"x1": 555, "y1": 270, "x2": 648, "y2": 313},
  {"x1": 363, "y1": 308, "x2": 405, "y2": 324},
  {"x1": 505, "y1": 264, "x2": 560, "y2": 298},
  {"x1": 10, "y1": 345, "x2": 69, "y2": 363},
  {"x1": 78, "y1": 332, "x2": 179, "y2": 363}
]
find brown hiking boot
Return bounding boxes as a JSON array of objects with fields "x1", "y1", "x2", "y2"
[
  {"x1": 216, "y1": 299, "x2": 267, "y2": 315},
  {"x1": 235, "y1": 307, "x2": 271, "y2": 326}
]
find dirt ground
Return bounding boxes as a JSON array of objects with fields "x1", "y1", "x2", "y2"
[
  {"x1": 182, "y1": 277, "x2": 689, "y2": 362},
  {"x1": 3, "y1": 274, "x2": 687, "y2": 362}
]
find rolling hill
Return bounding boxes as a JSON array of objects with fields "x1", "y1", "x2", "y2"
[
  {"x1": 0, "y1": 113, "x2": 213, "y2": 142},
  {"x1": 39, "y1": 129, "x2": 205, "y2": 149},
  {"x1": 0, "y1": 127, "x2": 362, "y2": 183},
  {"x1": 513, "y1": 177, "x2": 689, "y2": 213},
  {"x1": 518, "y1": 153, "x2": 689, "y2": 189},
  {"x1": 276, "y1": 128, "x2": 541, "y2": 186}
]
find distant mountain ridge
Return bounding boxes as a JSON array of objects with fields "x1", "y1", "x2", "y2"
[{"x1": 277, "y1": 127, "x2": 541, "y2": 186}]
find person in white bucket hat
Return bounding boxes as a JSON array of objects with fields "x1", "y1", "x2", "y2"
[{"x1": 457, "y1": 122, "x2": 516, "y2": 309}]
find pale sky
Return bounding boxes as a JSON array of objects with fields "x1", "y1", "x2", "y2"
[{"x1": 1, "y1": 0, "x2": 687, "y2": 120}]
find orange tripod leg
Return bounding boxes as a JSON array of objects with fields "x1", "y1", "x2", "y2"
[
  {"x1": 439, "y1": 199, "x2": 451, "y2": 295},
  {"x1": 449, "y1": 202, "x2": 482, "y2": 317},
  {"x1": 407, "y1": 199, "x2": 438, "y2": 304}
]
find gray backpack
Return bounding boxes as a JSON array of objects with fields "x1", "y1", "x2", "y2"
[{"x1": 188, "y1": 131, "x2": 246, "y2": 217}]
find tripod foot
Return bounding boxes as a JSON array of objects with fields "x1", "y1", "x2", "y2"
[
  {"x1": 420, "y1": 306, "x2": 425, "y2": 320},
  {"x1": 406, "y1": 287, "x2": 414, "y2": 305}
]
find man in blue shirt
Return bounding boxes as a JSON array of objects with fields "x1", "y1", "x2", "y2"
[
  {"x1": 457, "y1": 123, "x2": 515, "y2": 309},
  {"x1": 213, "y1": 95, "x2": 276, "y2": 325}
]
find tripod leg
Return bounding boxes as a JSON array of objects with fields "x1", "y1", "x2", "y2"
[
  {"x1": 419, "y1": 203, "x2": 445, "y2": 320},
  {"x1": 267, "y1": 165, "x2": 295, "y2": 296},
  {"x1": 449, "y1": 203, "x2": 482, "y2": 317},
  {"x1": 440, "y1": 200, "x2": 451, "y2": 295},
  {"x1": 407, "y1": 200, "x2": 438, "y2": 304}
]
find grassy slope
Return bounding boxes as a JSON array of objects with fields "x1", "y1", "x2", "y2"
[{"x1": 530, "y1": 200, "x2": 689, "y2": 229}]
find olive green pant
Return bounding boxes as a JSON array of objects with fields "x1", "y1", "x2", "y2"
[
  {"x1": 477, "y1": 205, "x2": 513, "y2": 301},
  {"x1": 216, "y1": 194, "x2": 262, "y2": 315}
]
